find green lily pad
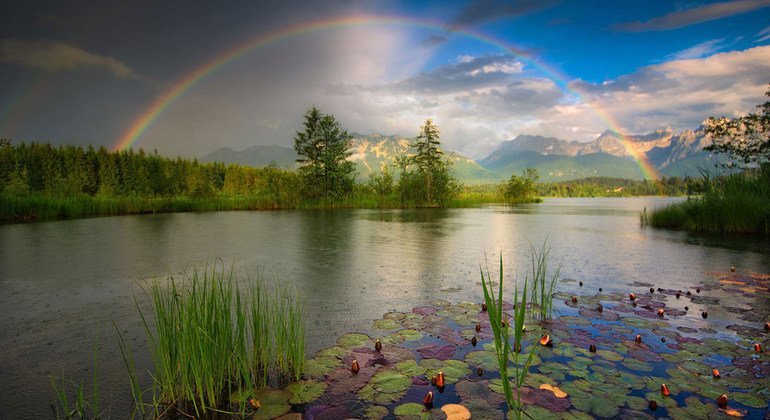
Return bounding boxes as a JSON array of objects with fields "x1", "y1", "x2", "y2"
[
  {"x1": 364, "y1": 405, "x2": 389, "y2": 420},
  {"x1": 595, "y1": 349, "x2": 623, "y2": 362},
  {"x1": 317, "y1": 346, "x2": 348, "y2": 358},
  {"x1": 400, "y1": 329, "x2": 424, "y2": 341},
  {"x1": 384, "y1": 311, "x2": 407, "y2": 320},
  {"x1": 337, "y1": 333, "x2": 372, "y2": 348},
  {"x1": 523, "y1": 405, "x2": 561, "y2": 420},
  {"x1": 373, "y1": 318, "x2": 401, "y2": 330},
  {"x1": 423, "y1": 359, "x2": 470, "y2": 385},
  {"x1": 393, "y1": 402, "x2": 436, "y2": 419},
  {"x1": 732, "y1": 391, "x2": 768, "y2": 408},
  {"x1": 570, "y1": 390, "x2": 620, "y2": 418},
  {"x1": 358, "y1": 370, "x2": 412, "y2": 404},
  {"x1": 465, "y1": 350, "x2": 501, "y2": 371},
  {"x1": 456, "y1": 379, "x2": 506, "y2": 405},
  {"x1": 643, "y1": 391, "x2": 677, "y2": 408},
  {"x1": 304, "y1": 356, "x2": 341, "y2": 378},
  {"x1": 252, "y1": 389, "x2": 292, "y2": 420},
  {"x1": 286, "y1": 380, "x2": 327, "y2": 404},
  {"x1": 395, "y1": 360, "x2": 425, "y2": 377},
  {"x1": 620, "y1": 358, "x2": 653, "y2": 372}
]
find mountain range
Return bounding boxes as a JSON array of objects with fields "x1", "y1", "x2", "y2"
[{"x1": 201, "y1": 126, "x2": 718, "y2": 183}]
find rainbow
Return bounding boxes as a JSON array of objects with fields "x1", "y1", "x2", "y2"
[{"x1": 113, "y1": 14, "x2": 661, "y2": 180}]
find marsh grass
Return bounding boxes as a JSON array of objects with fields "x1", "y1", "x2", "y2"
[
  {"x1": 480, "y1": 256, "x2": 538, "y2": 419},
  {"x1": 528, "y1": 240, "x2": 560, "y2": 320},
  {"x1": 50, "y1": 334, "x2": 104, "y2": 419},
  {"x1": 134, "y1": 264, "x2": 305, "y2": 417},
  {"x1": 642, "y1": 169, "x2": 770, "y2": 234}
]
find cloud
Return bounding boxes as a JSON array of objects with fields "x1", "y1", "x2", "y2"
[
  {"x1": 566, "y1": 46, "x2": 770, "y2": 135},
  {"x1": 0, "y1": 39, "x2": 139, "y2": 79},
  {"x1": 613, "y1": 0, "x2": 770, "y2": 32},
  {"x1": 451, "y1": 0, "x2": 559, "y2": 28},
  {"x1": 362, "y1": 54, "x2": 525, "y2": 95},
  {"x1": 756, "y1": 26, "x2": 770, "y2": 42},
  {"x1": 664, "y1": 38, "x2": 732, "y2": 60}
]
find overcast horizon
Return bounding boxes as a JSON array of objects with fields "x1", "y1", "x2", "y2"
[{"x1": 2, "y1": 0, "x2": 769, "y2": 160}]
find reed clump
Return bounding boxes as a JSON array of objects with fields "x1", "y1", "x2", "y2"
[
  {"x1": 528, "y1": 239, "x2": 560, "y2": 320},
  {"x1": 135, "y1": 265, "x2": 305, "y2": 417},
  {"x1": 642, "y1": 169, "x2": 770, "y2": 234}
]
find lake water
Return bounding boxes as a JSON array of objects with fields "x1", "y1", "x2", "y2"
[{"x1": 1, "y1": 197, "x2": 768, "y2": 417}]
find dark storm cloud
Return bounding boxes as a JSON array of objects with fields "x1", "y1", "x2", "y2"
[
  {"x1": 450, "y1": 0, "x2": 559, "y2": 28},
  {"x1": 0, "y1": 39, "x2": 140, "y2": 79},
  {"x1": 613, "y1": 0, "x2": 770, "y2": 32}
]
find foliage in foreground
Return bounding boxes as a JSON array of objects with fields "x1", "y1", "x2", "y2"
[
  {"x1": 134, "y1": 266, "x2": 305, "y2": 417},
  {"x1": 480, "y1": 256, "x2": 538, "y2": 418},
  {"x1": 642, "y1": 168, "x2": 770, "y2": 234}
]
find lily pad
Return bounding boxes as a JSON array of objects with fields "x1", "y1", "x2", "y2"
[
  {"x1": 337, "y1": 333, "x2": 372, "y2": 348},
  {"x1": 373, "y1": 318, "x2": 401, "y2": 330},
  {"x1": 304, "y1": 356, "x2": 341, "y2": 378},
  {"x1": 465, "y1": 350, "x2": 501, "y2": 372},
  {"x1": 364, "y1": 405, "x2": 389, "y2": 420},
  {"x1": 286, "y1": 380, "x2": 327, "y2": 404},
  {"x1": 252, "y1": 389, "x2": 292, "y2": 420},
  {"x1": 358, "y1": 370, "x2": 412, "y2": 404}
]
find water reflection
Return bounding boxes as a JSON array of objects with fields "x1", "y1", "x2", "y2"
[{"x1": 0, "y1": 198, "x2": 768, "y2": 417}]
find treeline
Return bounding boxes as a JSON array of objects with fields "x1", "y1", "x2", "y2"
[
  {"x1": 539, "y1": 176, "x2": 705, "y2": 197},
  {"x1": 0, "y1": 139, "x2": 301, "y2": 202}
]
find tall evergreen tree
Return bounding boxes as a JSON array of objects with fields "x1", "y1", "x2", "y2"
[
  {"x1": 293, "y1": 106, "x2": 356, "y2": 199},
  {"x1": 409, "y1": 118, "x2": 456, "y2": 206}
]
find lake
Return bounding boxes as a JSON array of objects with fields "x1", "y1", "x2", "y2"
[{"x1": 1, "y1": 197, "x2": 768, "y2": 417}]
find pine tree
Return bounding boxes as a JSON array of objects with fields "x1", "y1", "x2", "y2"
[{"x1": 293, "y1": 106, "x2": 356, "y2": 199}]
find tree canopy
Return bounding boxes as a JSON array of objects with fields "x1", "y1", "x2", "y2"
[{"x1": 704, "y1": 84, "x2": 770, "y2": 168}]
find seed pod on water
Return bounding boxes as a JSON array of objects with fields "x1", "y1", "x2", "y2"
[
  {"x1": 471, "y1": 336, "x2": 477, "y2": 346},
  {"x1": 712, "y1": 369, "x2": 720, "y2": 379},
  {"x1": 657, "y1": 308, "x2": 664, "y2": 317},
  {"x1": 764, "y1": 322, "x2": 770, "y2": 331},
  {"x1": 248, "y1": 397, "x2": 260, "y2": 410},
  {"x1": 635, "y1": 334, "x2": 642, "y2": 343},
  {"x1": 375, "y1": 340, "x2": 382, "y2": 352},
  {"x1": 539, "y1": 334, "x2": 552, "y2": 347},
  {"x1": 702, "y1": 311, "x2": 708, "y2": 319},
  {"x1": 660, "y1": 384, "x2": 670, "y2": 396},
  {"x1": 717, "y1": 394, "x2": 728, "y2": 408},
  {"x1": 436, "y1": 371, "x2": 445, "y2": 389},
  {"x1": 476, "y1": 367, "x2": 483, "y2": 376},
  {"x1": 481, "y1": 303, "x2": 487, "y2": 312},
  {"x1": 754, "y1": 343, "x2": 762, "y2": 353},
  {"x1": 475, "y1": 323, "x2": 481, "y2": 333},
  {"x1": 423, "y1": 391, "x2": 434, "y2": 408},
  {"x1": 571, "y1": 296, "x2": 578, "y2": 303},
  {"x1": 589, "y1": 344, "x2": 596, "y2": 353},
  {"x1": 351, "y1": 359, "x2": 360, "y2": 374},
  {"x1": 629, "y1": 293, "x2": 636, "y2": 301},
  {"x1": 649, "y1": 400, "x2": 658, "y2": 411}
]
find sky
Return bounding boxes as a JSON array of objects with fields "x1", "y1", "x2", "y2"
[{"x1": 1, "y1": 0, "x2": 769, "y2": 159}]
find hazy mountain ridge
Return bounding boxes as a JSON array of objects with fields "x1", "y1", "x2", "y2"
[{"x1": 201, "y1": 126, "x2": 715, "y2": 183}]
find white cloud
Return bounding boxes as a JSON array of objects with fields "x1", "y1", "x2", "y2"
[
  {"x1": 665, "y1": 38, "x2": 731, "y2": 60},
  {"x1": 756, "y1": 25, "x2": 770, "y2": 42},
  {"x1": 0, "y1": 39, "x2": 139, "y2": 79}
]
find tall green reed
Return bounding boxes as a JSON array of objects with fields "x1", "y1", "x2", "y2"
[
  {"x1": 528, "y1": 240, "x2": 560, "y2": 320},
  {"x1": 480, "y1": 256, "x2": 538, "y2": 419},
  {"x1": 133, "y1": 264, "x2": 305, "y2": 417}
]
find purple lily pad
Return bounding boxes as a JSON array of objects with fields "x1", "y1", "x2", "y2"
[
  {"x1": 416, "y1": 344, "x2": 456, "y2": 360},
  {"x1": 412, "y1": 306, "x2": 438, "y2": 316}
]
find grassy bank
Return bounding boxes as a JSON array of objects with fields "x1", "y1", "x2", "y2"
[
  {"x1": 0, "y1": 187, "x2": 543, "y2": 223},
  {"x1": 642, "y1": 168, "x2": 770, "y2": 234}
]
